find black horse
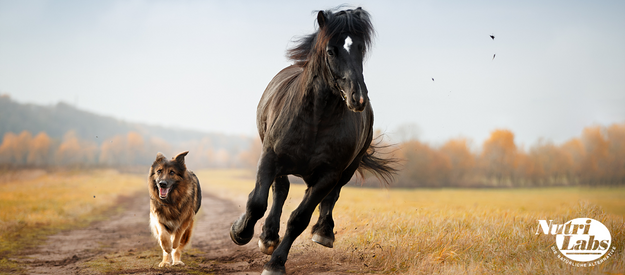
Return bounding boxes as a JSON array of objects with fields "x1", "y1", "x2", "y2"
[{"x1": 230, "y1": 7, "x2": 395, "y2": 275}]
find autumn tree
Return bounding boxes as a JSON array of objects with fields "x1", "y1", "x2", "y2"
[
  {"x1": 480, "y1": 129, "x2": 517, "y2": 186},
  {"x1": 513, "y1": 151, "x2": 536, "y2": 186},
  {"x1": 126, "y1": 132, "x2": 145, "y2": 165},
  {"x1": 238, "y1": 137, "x2": 262, "y2": 170},
  {"x1": 439, "y1": 138, "x2": 475, "y2": 187},
  {"x1": 606, "y1": 123, "x2": 625, "y2": 185},
  {"x1": 0, "y1": 132, "x2": 18, "y2": 164},
  {"x1": 177, "y1": 137, "x2": 215, "y2": 169},
  {"x1": 27, "y1": 132, "x2": 52, "y2": 166},
  {"x1": 527, "y1": 140, "x2": 573, "y2": 186},
  {"x1": 99, "y1": 135, "x2": 128, "y2": 166},
  {"x1": 56, "y1": 131, "x2": 98, "y2": 166},
  {"x1": 100, "y1": 132, "x2": 177, "y2": 167},
  {"x1": 560, "y1": 138, "x2": 585, "y2": 183},
  {"x1": 145, "y1": 137, "x2": 173, "y2": 164},
  {"x1": 396, "y1": 140, "x2": 451, "y2": 187},
  {"x1": 579, "y1": 126, "x2": 610, "y2": 185},
  {"x1": 0, "y1": 131, "x2": 32, "y2": 165}
]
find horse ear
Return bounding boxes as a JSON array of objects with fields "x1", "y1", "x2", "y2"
[
  {"x1": 155, "y1": 152, "x2": 166, "y2": 163},
  {"x1": 317, "y1": 10, "x2": 326, "y2": 29},
  {"x1": 355, "y1": 7, "x2": 363, "y2": 16},
  {"x1": 174, "y1": 151, "x2": 189, "y2": 167}
]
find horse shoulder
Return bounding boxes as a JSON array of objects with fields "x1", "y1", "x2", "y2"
[{"x1": 257, "y1": 66, "x2": 304, "y2": 142}]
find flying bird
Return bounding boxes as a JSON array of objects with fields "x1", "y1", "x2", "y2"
[
  {"x1": 490, "y1": 34, "x2": 495, "y2": 40},
  {"x1": 431, "y1": 77, "x2": 435, "y2": 82},
  {"x1": 492, "y1": 53, "x2": 496, "y2": 60}
]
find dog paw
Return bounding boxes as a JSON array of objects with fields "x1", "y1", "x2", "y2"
[
  {"x1": 158, "y1": 261, "x2": 172, "y2": 267},
  {"x1": 172, "y1": 261, "x2": 185, "y2": 266}
]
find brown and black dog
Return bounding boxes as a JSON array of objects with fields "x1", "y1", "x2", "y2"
[{"x1": 148, "y1": 151, "x2": 201, "y2": 267}]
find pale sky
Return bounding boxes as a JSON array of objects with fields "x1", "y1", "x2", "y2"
[{"x1": 1, "y1": 0, "x2": 624, "y2": 147}]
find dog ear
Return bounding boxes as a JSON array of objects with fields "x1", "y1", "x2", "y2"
[
  {"x1": 155, "y1": 152, "x2": 166, "y2": 163},
  {"x1": 174, "y1": 151, "x2": 189, "y2": 167}
]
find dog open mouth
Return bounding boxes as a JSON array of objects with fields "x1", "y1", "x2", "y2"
[{"x1": 158, "y1": 187, "x2": 170, "y2": 199}]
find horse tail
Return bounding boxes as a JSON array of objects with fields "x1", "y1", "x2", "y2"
[{"x1": 357, "y1": 138, "x2": 399, "y2": 186}]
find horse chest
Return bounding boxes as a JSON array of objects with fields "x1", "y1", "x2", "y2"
[{"x1": 273, "y1": 119, "x2": 365, "y2": 173}]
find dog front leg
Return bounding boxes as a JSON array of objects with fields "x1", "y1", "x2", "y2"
[
  {"x1": 158, "y1": 230, "x2": 173, "y2": 267},
  {"x1": 171, "y1": 220, "x2": 192, "y2": 266}
]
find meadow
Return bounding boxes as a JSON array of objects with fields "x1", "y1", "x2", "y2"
[
  {"x1": 0, "y1": 170, "x2": 145, "y2": 260},
  {"x1": 198, "y1": 170, "x2": 625, "y2": 274},
  {"x1": 0, "y1": 169, "x2": 623, "y2": 274}
]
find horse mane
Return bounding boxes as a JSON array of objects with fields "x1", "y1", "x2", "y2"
[{"x1": 287, "y1": 7, "x2": 374, "y2": 66}]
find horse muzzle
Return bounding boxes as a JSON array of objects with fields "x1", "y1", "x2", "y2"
[{"x1": 344, "y1": 83, "x2": 368, "y2": 112}]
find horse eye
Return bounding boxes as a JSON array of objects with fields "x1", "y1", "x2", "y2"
[
  {"x1": 326, "y1": 47, "x2": 335, "y2": 56},
  {"x1": 169, "y1": 170, "x2": 175, "y2": 175},
  {"x1": 157, "y1": 169, "x2": 162, "y2": 174}
]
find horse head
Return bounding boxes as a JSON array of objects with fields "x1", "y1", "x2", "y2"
[{"x1": 316, "y1": 8, "x2": 373, "y2": 112}]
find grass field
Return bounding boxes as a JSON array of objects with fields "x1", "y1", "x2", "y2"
[
  {"x1": 0, "y1": 169, "x2": 623, "y2": 274},
  {"x1": 198, "y1": 170, "x2": 625, "y2": 274},
  {"x1": 0, "y1": 169, "x2": 145, "y2": 259}
]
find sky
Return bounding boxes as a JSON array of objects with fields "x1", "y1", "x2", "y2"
[{"x1": 1, "y1": 0, "x2": 624, "y2": 147}]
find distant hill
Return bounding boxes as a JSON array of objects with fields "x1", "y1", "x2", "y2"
[{"x1": 0, "y1": 95, "x2": 251, "y2": 154}]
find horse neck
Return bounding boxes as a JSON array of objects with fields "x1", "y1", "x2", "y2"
[{"x1": 296, "y1": 64, "x2": 345, "y2": 119}]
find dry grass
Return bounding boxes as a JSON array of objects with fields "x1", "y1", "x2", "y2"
[
  {"x1": 1, "y1": 169, "x2": 623, "y2": 274},
  {"x1": 0, "y1": 169, "x2": 145, "y2": 258},
  {"x1": 196, "y1": 169, "x2": 625, "y2": 274}
]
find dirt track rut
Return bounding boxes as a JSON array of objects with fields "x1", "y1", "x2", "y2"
[
  {"x1": 14, "y1": 188, "x2": 369, "y2": 275},
  {"x1": 16, "y1": 191, "x2": 265, "y2": 274}
]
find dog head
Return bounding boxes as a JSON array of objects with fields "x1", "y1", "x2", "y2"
[{"x1": 149, "y1": 151, "x2": 188, "y2": 201}]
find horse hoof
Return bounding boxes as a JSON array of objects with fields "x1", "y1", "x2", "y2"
[
  {"x1": 261, "y1": 269, "x2": 286, "y2": 275},
  {"x1": 258, "y1": 239, "x2": 280, "y2": 255},
  {"x1": 230, "y1": 223, "x2": 252, "y2": 245},
  {"x1": 172, "y1": 261, "x2": 185, "y2": 266},
  {"x1": 312, "y1": 233, "x2": 334, "y2": 248}
]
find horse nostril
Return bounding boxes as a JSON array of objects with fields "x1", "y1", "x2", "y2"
[{"x1": 359, "y1": 96, "x2": 364, "y2": 104}]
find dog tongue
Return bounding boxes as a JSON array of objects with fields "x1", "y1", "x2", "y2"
[{"x1": 159, "y1": 187, "x2": 169, "y2": 198}]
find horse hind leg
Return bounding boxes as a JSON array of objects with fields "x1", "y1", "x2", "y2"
[
  {"x1": 263, "y1": 170, "x2": 341, "y2": 275},
  {"x1": 230, "y1": 150, "x2": 277, "y2": 245},
  {"x1": 311, "y1": 162, "x2": 359, "y2": 248},
  {"x1": 259, "y1": 175, "x2": 290, "y2": 255},
  {"x1": 311, "y1": 185, "x2": 341, "y2": 248}
]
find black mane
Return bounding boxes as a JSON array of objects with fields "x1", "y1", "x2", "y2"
[{"x1": 287, "y1": 7, "x2": 374, "y2": 66}]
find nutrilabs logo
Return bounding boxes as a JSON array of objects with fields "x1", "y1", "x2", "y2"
[{"x1": 536, "y1": 218, "x2": 616, "y2": 266}]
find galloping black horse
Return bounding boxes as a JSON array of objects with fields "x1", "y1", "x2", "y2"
[{"x1": 230, "y1": 7, "x2": 395, "y2": 275}]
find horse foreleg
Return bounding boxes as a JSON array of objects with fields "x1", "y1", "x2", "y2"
[
  {"x1": 262, "y1": 170, "x2": 340, "y2": 275},
  {"x1": 259, "y1": 175, "x2": 290, "y2": 255},
  {"x1": 230, "y1": 150, "x2": 276, "y2": 245}
]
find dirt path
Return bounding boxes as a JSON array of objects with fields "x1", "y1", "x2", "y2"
[{"x1": 14, "y1": 190, "x2": 367, "y2": 274}]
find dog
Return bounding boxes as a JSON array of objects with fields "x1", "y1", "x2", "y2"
[{"x1": 148, "y1": 151, "x2": 201, "y2": 267}]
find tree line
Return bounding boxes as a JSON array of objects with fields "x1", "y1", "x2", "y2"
[
  {"x1": 390, "y1": 123, "x2": 625, "y2": 187},
  {"x1": 2, "y1": 122, "x2": 623, "y2": 187},
  {"x1": 0, "y1": 130, "x2": 249, "y2": 169}
]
